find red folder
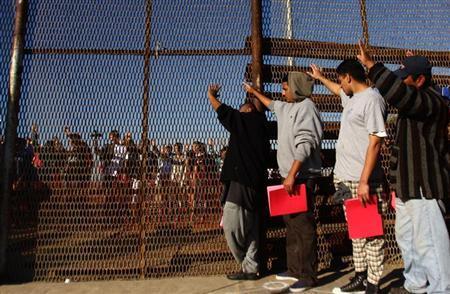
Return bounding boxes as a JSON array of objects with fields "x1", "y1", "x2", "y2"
[
  {"x1": 344, "y1": 196, "x2": 384, "y2": 239},
  {"x1": 267, "y1": 184, "x2": 307, "y2": 217}
]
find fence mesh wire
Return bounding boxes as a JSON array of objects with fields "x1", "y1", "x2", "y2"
[{"x1": 1, "y1": 0, "x2": 449, "y2": 282}]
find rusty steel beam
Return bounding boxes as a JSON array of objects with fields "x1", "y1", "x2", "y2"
[
  {"x1": 322, "y1": 122, "x2": 341, "y2": 140},
  {"x1": 244, "y1": 37, "x2": 450, "y2": 68},
  {"x1": 266, "y1": 93, "x2": 343, "y2": 112},
  {"x1": 245, "y1": 64, "x2": 337, "y2": 84},
  {"x1": 24, "y1": 40, "x2": 449, "y2": 69},
  {"x1": 246, "y1": 64, "x2": 450, "y2": 86},
  {"x1": 267, "y1": 92, "x2": 397, "y2": 114},
  {"x1": 359, "y1": 0, "x2": 370, "y2": 46},
  {"x1": 24, "y1": 47, "x2": 250, "y2": 57},
  {"x1": 250, "y1": 0, "x2": 264, "y2": 89},
  {"x1": 433, "y1": 75, "x2": 450, "y2": 86},
  {"x1": 0, "y1": 0, "x2": 29, "y2": 280},
  {"x1": 250, "y1": 0, "x2": 265, "y2": 112}
]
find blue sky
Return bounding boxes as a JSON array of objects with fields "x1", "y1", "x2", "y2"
[{"x1": 1, "y1": 0, "x2": 449, "y2": 147}]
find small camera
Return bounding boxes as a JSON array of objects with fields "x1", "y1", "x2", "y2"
[{"x1": 331, "y1": 182, "x2": 352, "y2": 205}]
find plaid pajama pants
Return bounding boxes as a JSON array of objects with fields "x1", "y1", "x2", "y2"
[{"x1": 334, "y1": 177, "x2": 388, "y2": 285}]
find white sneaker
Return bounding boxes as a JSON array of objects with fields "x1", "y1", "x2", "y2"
[
  {"x1": 275, "y1": 271, "x2": 298, "y2": 282},
  {"x1": 332, "y1": 287, "x2": 365, "y2": 294}
]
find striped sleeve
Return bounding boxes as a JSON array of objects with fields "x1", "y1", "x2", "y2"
[{"x1": 368, "y1": 63, "x2": 439, "y2": 120}]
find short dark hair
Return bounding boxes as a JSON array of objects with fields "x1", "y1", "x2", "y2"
[
  {"x1": 281, "y1": 74, "x2": 289, "y2": 83},
  {"x1": 109, "y1": 130, "x2": 120, "y2": 139},
  {"x1": 174, "y1": 142, "x2": 183, "y2": 150},
  {"x1": 336, "y1": 59, "x2": 366, "y2": 83}
]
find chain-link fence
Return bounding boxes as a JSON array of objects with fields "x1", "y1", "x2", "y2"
[{"x1": 1, "y1": 0, "x2": 449, "y2": 282}]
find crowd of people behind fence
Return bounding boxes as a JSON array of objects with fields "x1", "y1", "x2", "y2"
[{"x1": 0, "y1": 125, "x2": 232, "y2": 224}]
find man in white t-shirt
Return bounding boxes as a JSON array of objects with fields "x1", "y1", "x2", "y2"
[{"x1": 308, "y1": 59, "x2": 387, "y2": 294}]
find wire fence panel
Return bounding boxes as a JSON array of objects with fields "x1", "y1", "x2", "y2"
[
  {"x1": 0, "y1": 1, "x2": 15, "y2": 135},
  {"x1": 1, "y1": 0, "x2": 449, "y2": 282}
]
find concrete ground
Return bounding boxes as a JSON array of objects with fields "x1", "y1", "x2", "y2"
[{"x1": 0, "y1": 265, "x2": 404, "y2": 294}]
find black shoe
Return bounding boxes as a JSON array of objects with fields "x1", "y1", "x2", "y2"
[
  {"x1": 245, "y1": 272, "x2": 259, "y2": 280},
  {"x1": 332, "y1": 272, "x2": 367, "y2": 293},
  {"x1": 365, "y1": 282, "x2": 379, "y2": 294},
  {"x1": 289, "y1": 280, "x2": 316, "y2": 293},
  {"x1": 226, "y1": 271, "x2": 259, "y2": 280}
]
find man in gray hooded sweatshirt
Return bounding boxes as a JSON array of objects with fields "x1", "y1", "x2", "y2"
[{"x1": 244, "y1": 72, "x2": 323, "y2": 293}]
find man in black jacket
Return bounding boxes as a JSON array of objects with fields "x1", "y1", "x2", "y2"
[
  {"x1": 358, "y1": 41, "x2": 450, "y2": 294},
  {"x1": 207, "y1": 84, "x2": 270, "y2": 280}
]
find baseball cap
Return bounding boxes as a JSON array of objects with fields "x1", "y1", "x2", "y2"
[{"x1": 394, "y1": 56, "x2": 432, "y2": 79}]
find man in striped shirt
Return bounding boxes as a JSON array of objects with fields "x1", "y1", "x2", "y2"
[{"x1": 358, "y1": 41, "x2": 450, "y2": 294}]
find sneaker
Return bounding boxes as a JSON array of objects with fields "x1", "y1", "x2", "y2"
[
  {"x1": 275, "y1": 271, "x2": 298, "y2": 282},
  {"x1": 365, "y1": 282, "x2": 379, "y2": 294},
  {"x1": 226, "y1": 271, "x2": 259, "y2": 280},
  {"x1": 332, "y1": 272, "x2": 367, "y2": 294},
  {"x1": 289, "y1": 280, "x2": 314, "y2": 293}
]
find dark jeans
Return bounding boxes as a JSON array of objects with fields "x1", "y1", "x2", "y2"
[{"x1": 282, "y1": 178, "x2": 317, "y2": 285}]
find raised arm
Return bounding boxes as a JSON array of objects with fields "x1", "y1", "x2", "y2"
[
  {"x1": 251, "y1": 94, "x2": 265, "y2": 113},
  {"x1": 307, "y1": 64, "x2": 341, "y2": 96},
  {"x1": 356, "y1": 40, "x2": 376, "y2": 70},
  {"x1": 207, "y1": 84, "x2": 222, "y2": 111},
  {"x1": 243, "y1": 82, "x2": 273, "y2": 108},
  {"x1": 357, "y1": 40, "x2": 440, "y2": 119}
]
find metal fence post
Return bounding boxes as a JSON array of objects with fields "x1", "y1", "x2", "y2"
[
  {"x1": 251, "y1": 0, "x2": 264, "y2": 112},
  {"x1": 0, "y1": 0, "x2": 29, "y2": 281},
  {"x1": 138, "y1": 0, "x2": 153, "y2": 279},
  {"x1": 359, "y1": 0, "x2": 370, "y2": 46}
]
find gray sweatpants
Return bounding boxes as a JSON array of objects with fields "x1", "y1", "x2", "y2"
[{"x1": 223, "y1": 201, "x2": 259, "y2": 274}]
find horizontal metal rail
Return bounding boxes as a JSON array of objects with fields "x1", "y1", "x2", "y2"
[
  {"x1": 247, "y1": 64, "x2": 450, "y2": 86},
  {"x1": 245, "y1": 37, "x2": 450, "y2": 68},
  {"x1": 24, "y1": 48, "x2": 250, "y2": 56}
]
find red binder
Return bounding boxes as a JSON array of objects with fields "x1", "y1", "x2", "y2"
[
  {"x1": 267, "y1": 184, "x2": 307, "y2": 217},
  {"x1": 344, "y1": 196, "x2": 384, "y2": 239}
]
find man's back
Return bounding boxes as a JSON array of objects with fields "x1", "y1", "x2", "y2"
[
  {"x1": 216, "y1": 104, "x2": 270, "y2": 191},
  {"x1": 393, "y1": 86, "x2": 449, "y2": 199},
  {"x1": 368, "y1": 63, "x2": 450, "y2": 201}
]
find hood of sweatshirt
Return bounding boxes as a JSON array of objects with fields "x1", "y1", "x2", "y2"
[{"x1": 288, "y1": 72, "x2": 314, "y2": 102}]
